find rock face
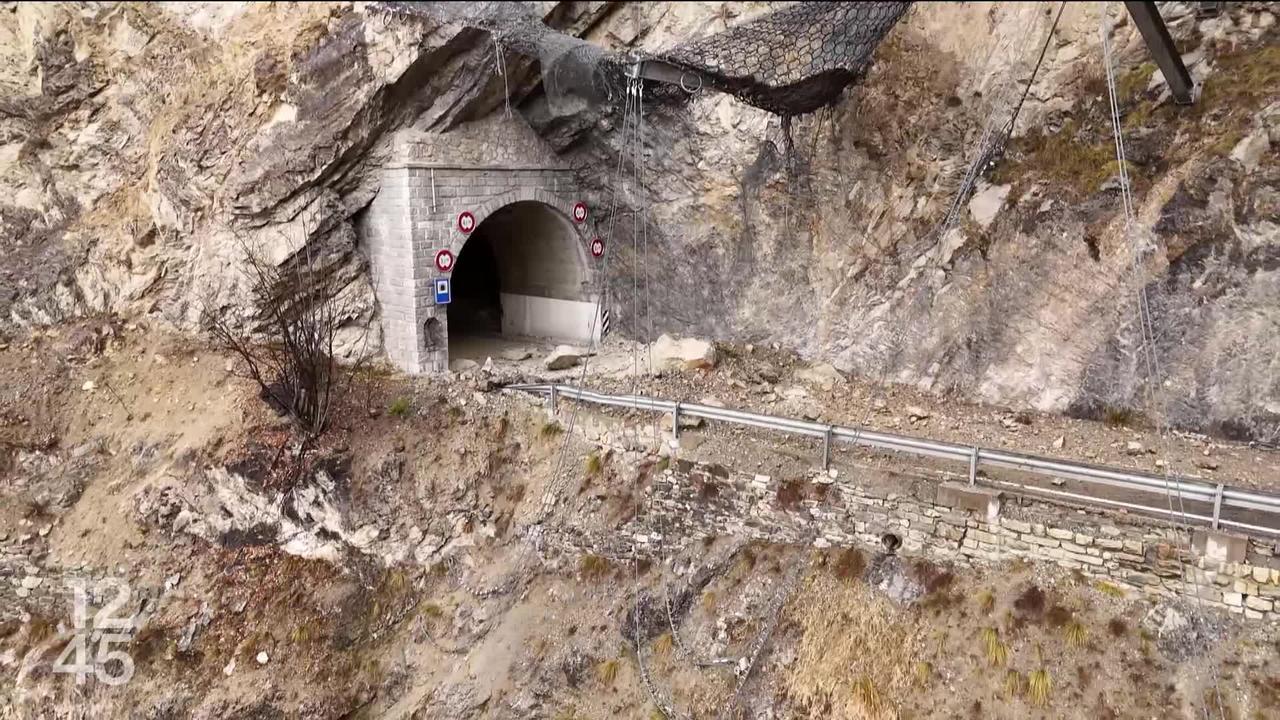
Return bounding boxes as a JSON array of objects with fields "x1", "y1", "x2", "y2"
[
  {"x1": 0, "y1": 2, "x2": 577, "y2": 334},
  {"x1": 2, "y1": 2, "x2": 1277, "y2": 441},
  {"x1": 565, "y1": 2, "x2": 1280, "y2": 442}
]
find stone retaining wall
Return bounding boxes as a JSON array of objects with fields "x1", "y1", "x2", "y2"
[{"x1": 561, "y1": 457, "x2": 1280, "y2": 622}]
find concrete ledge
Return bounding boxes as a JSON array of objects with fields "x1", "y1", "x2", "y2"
[
  {"x1": 937, "y1": 482, "x2": 1002, "y2": 521},
  {"x1": 1193, "y1": 529, "x2": 1249, "y2": 564}
]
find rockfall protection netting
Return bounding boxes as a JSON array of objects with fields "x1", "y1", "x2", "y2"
[
  {"x1": 374, "y1": 1, "x2": 912, "y2": 117},
  {"x1": 655, "y1": 1, "x2": 912, "y2": 115}
]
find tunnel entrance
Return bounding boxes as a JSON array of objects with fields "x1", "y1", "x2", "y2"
[{"x1": 447, "y1": 200, "x2": 597, "y2": 358}]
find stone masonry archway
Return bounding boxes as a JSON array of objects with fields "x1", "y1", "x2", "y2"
[{"x1": 360, "y1": 120, "x2": 601, "y2": 374}]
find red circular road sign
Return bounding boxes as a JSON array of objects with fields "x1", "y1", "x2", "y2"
[
  {"x1": 572, "y1": 202, "x2": 587, "y2": 224},
  {"x1": 589, "y1": 237, "x2": 605, "y2": 258},
  {"x1": 434, "y1": 249, "x2": 455, "y2": 273},
  {"x1": 457, "y1": 211, "x2": 476, "y2": 234}
]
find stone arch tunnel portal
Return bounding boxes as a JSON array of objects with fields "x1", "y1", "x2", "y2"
[{"x1": 447, "y1": 200, "x2": 599, "y2": 358}]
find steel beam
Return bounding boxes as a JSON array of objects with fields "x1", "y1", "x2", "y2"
[{"x1": 1124, "y1": 1, "x2": 1196, "y2": 105}]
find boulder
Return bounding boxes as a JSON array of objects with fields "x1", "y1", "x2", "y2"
[
  {"x1": 544, "y1": 345, "x2": 583, "y2": 370},
  {"x1": 449, "y1": 359, "x2": 480, "y2": 373},
  {"x1": 650, "y1": 334, "x2": 717, "y2": 371},
  {"x1": 500, "y1": 347, "x2": 533, "y2": 361},
  {"x1": 795, "y1": 362, "x2": 846, "y2": 390},
  {"x1": 1231, "y1": 130, "x2": 1270, "y2": 172},
  {"x1": 968, "y1": 183, "x2": 1011, "y2": 230}
]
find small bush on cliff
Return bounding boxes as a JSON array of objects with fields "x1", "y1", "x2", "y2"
[
  {"x1": 579, "y1": 555, "x2": 609, "y2": 579},
  {"x1": 1103, "y1": 405, "x2": 1140, "y2": 429},
  {"x1": 387, "y1": 397, "x2": 411, "y2": 417}
]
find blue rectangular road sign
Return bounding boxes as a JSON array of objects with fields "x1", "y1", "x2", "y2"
[{"x1": 434, "y1": 278, "x2": 451, "y2": 305}]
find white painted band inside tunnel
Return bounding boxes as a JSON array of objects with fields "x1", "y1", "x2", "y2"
[{"x1": 499, "y1": 293, "x2": 601, "y2": 344}]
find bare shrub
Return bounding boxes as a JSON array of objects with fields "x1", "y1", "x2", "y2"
[
  {"x1": 1013, "y1": 585, "x2": 1047, "y2": 621},
  {"x1": 831, "y1": 547, "x2": 867, "y2": 583},
  {"x1": 203, "y1": 230, "x2": 369, "y2": 439},
  {"x1": 775, "y1": 478, "x2": 805, "y2": 509}
]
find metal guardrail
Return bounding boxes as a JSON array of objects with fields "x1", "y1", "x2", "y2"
[{"x1": 510, "y1": 383, "x2": 1280, "y2": 537}]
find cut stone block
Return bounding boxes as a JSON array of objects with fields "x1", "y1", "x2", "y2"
[
  {"x1": 937, "y1": 482, "x2": 1002, "y2": 522},
  {"x1": 1192, "y1": 529, "x2": 1248, "y2": 564}
]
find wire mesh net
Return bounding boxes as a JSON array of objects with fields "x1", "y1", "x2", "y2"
[
  {"x1": 654, "y1": 2, "x2": 911, "y2": 115},
  {"x1": 373, "y1": 1, "x2": 911, "y2": 117}
]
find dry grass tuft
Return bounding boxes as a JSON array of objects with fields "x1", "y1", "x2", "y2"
[
  {"x1": 1003, "y1": 669, "x2": 1025, "y2": 699},
  {"x1": 914, "y1": 661, "x2": 932, "y2": 687},
  {"x1": 1094, "y1": 581, "x2": 1126, "y2": 599},
  {"x1": 585, "y1": 452, "x2": 603, "y2": 477},
  {"x1": 850, "y1": 677, "x2": 885, "y2": 716},
  {"x1": 787, "y1": 576, "x2": 922, "y2": 720},
  {"x1": 540, "y1": 421, "x2": 564, "y2": 439},
  {"x1": 975, "y1": 589, "x2": 995, "y2": 614},
  {"x1": 579, "y1": 555, "x2": 610, "y2": 579},
  {"x1": 1028, "y1": 668, "x2": 1052, "y2": 707},
  {"x1": 994, "y1": 120, "x2": 1121, "y2": 197},
  {"x1": 1065, "y1": 620, "x2": 1088, "y2": 649},
  {"x1": 596, "y1": 658, "x2": 620, "y2": 686},
  {"x1": 653, "y1": 632, "x2": 673, "y2": 656},
  {"x1": 981, "y1": 627, "x2": 1008, "y2": 667},
  {"x1": 1028, "y1": 646, "x2": 1052, "y2": 708}
]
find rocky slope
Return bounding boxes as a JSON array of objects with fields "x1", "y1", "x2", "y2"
[
  {"x1": 1, "y1": 2, "x2": 1277, "y2": 442},
  {"x1": 563, "y1": 2, "x2": 1280, "y2": 443},
  {"x1": 2, "y1": 325, "x2": 1278, "y2": 719}
]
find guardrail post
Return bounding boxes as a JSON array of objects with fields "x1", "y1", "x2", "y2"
[
  {"x1": 672, "y1": 402, "x2": 681, "y2": 439},
  {"x1": 822, "y1": 425, "x2": 833, "y2": 471},
  {"x1": 969, "y1": 447, "x2": 980, "y2": 486},
  {"x1": 1212, "y1": 482, "x2": 1224, "y2": 530},
  {"x1": 548, "y1": 385, "x2": 557, "y2": 418}
]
